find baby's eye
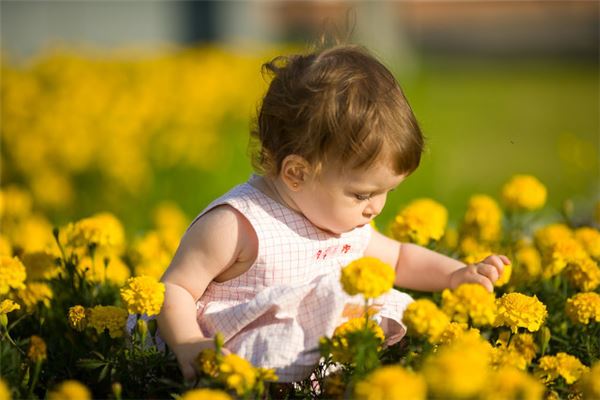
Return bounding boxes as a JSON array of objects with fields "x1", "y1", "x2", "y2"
[{"x1": 354, "y1": 193, "x2": 371, "y2": 201}]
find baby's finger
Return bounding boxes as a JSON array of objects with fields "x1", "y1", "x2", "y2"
[
  {"x1": 482, "y1": 255, "x2": 505, "y2": 275},
  {"x1": 477, "y1": 263, "x2": 499, "y2": 283},
  {"x1": 474, "y1": 274, "x2": 494, "y2": 293},
  {"x1": 499, "y1": 255, "x2": 511, "y2": 265}
]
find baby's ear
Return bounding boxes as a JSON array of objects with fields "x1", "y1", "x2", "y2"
[{"x1": 280, "y1": 154, "x2": 311, "y2": 190}]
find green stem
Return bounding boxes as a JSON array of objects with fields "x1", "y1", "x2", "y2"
[
  {"x1": 27, "y1": 359, "x2": 42, "y2": 399},
  {"x1": 8, "y1": 313, "x2": 28, "y2": 331},
  {"x1": 52, "y1": 227, "x2": 68, "y2": 264},
  {"x1": 506, "y1": 330, "x2": 515, "y2": 347},
  {"x1": 3, "y1": 331, "x2": 27, "y2": 357},
  {"x1": 364, "y1": 298, "x2": 370, "y2": 330}
]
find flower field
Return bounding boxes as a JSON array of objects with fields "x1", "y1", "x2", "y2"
[
  {"x1": 1, "y1": 46, "x2": 599, "y2": 399},
  {"x1": 1, "y1": 172, "x2": 599, "y2": 399}
]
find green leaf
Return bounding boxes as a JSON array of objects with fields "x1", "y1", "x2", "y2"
[
  {"x1": 77, "y1": 358, "x2": 106, "y2": 370},
  {"x1": 98, "y1": 363, "x2": 110, "y2": 382}
]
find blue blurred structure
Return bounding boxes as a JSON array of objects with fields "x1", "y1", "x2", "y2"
[{"x1": 1, "y1": 1, "x2": 597, "y2": 61}]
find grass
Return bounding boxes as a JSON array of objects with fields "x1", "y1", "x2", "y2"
[{"x1": 61, "y1": 54, "x2": 599, "y2": 235}]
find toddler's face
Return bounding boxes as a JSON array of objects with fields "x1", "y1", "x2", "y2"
[{"x1": 295, "y1": 159, "x2": 406, "y2": 236}]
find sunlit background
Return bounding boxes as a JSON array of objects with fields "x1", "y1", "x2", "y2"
[{"x1": 1, "y1": 1, "x2": 598, "y2": 236}]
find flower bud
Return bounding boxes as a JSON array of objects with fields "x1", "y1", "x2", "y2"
[
  {"x1": 214, "y1": 332, "x2": 225, "y2": 350},
  {"x1": 538, "y1": 326, "x2": 551, "y2": 356},
  {"x1": 28, "y1": 335, "x2": 47, "y2": 363},
  {"x1": 136, "y1": 319, "x2": 148, "y2": 337},
  {"x1": 112, "y1": 382, "x2": 122, "y2": 400}
]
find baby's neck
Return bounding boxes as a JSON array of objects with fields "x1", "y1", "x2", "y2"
[{"x1": 250, "y1": 175, "x2": 303, "y2": 214}]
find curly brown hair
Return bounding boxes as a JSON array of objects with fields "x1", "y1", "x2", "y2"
[{"x1": 250, "y1": 44, "x2": 424, "y2": 177}]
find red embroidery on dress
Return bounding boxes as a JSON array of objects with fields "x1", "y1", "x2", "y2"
[{"x1": 315, "y1": 244, "x2": 351, "y2": 260}]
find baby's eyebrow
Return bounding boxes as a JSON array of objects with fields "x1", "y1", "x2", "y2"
[{"x1": 351, "y1": 182, "x2": 399, "y2": 194}]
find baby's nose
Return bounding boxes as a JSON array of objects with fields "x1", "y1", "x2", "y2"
[{"x1": 362, "y1": 209, "x2": 378, "y2": 219}]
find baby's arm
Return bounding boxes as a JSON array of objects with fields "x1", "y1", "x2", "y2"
[
  {"x1": 364, "y1": 230, "x2": 509, "y2": 292},
  {"x1": 157, "y1": 205, "x2": 256, "y2": 380}
]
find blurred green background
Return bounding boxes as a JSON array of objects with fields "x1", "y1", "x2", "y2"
[
  {"x1": 1, "y1": 1, "x2": 598, "y2": 235},
  {"x1": 147, "y1": 56, "x2": 599, "y2": 231}
]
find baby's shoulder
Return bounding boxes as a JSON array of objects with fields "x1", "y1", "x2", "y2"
[{"x1": 184, "y1": 204, "x2": 258, "y2": 257}]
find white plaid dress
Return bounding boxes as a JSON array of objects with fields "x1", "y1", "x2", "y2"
[{"x1": 191, "y1": 179, "x2": 413, "y2": 382}]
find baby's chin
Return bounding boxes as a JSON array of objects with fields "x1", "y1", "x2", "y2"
[
  {"x1": 311, "y1": 221, "x2": 345, "y2": 237},
  {"x1": 325, "y1": 225, "x2": 359, "y2": 237},
  {"x1": 306, "y1": 215, "x2": 359, "y2": 236}
]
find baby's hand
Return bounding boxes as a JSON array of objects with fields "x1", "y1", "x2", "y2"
[
  {"x1": 449, "y1": 254, "x2": 511, "y2": 293},
  {"x1": 173, "y1": 340, "x2": 231, "y2": 382}
]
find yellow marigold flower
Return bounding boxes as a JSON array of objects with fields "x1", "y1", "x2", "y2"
[
  {"x1": 195, "y1": 348, "x2": 219, "y2": 378},
  {"x1": 0, "y1": 185, "x2": 33, "y2": 220},
  {"x1": 495, "y1": 292, "x2": 547, "y2": 333},
  {"x1": 501, "y1": 175, "x2": 547, "y2": 211},
  {"x1": 513, "y1": 244, "x2": 542, "y2": 283},
  {"x1": 218, "y1": 353, "x2": 257, "y2": 396},
  {"x1": 340, "y1": 257, "x2": 394, "y2": 299},
  {"x1": 542, "y1": 238, "x2": 588, "y2": 279},
  {"x1": 0, "y1": 299, "x2": 20, "y2": 315},
  {"x1": 256, "y1": 367, "x2": 278, "y2": 382},
  {"x1": 180, "y1": 388, "x2": 232, "y2": 400},
  {"x1": 62, "y1": 212, "x2": 125, "y2": 254},
  {"x1": 159, "y1": 227, "x2": 181, "y2": 255},
  {"x1": 491, "y1": 345, "x2": 529, "y2": 371},
  {"x1": 492, "y1": 332, "x2": 538, "y2": 370},
  {"x1": 461, "y1": 194, "x2": 503, "y2": 242},
  {"x1": 330, "y1": 317, "x2": 385, "y2": 363},
  {"x1": 30, "y1": 169, "x2": 73, "y2": 209},
  {"x1": 459, "y1": 236, "x2": 492, "y2": 265},
  {"x1": 68, "y1": 305, "x2": 87, "y2": 331},
  {"x1": 564, "y1": 257, "x2": 600, "y2": 292},
  {"x1": 130, "y1": 231, "x2": 171, "y2": 280},
  {"x1": 76, "y1": 255, "x2": 130, "y2": 286},
  {"x1": 575, "y1": 227, "x2": 600, "y2": 260},
  {"x1": 11, "y1": 215, "x2": 57, "y2": 254},
  {"x1": 501, "y1": 332, "x2": 538, "y2": 364},
  {"x1": 481, "y1": 367, "x2": 544, "y2": 400},
  {"x1": 16, "y1": 282, "x2": 53, "y2": 311},
  {"x1": 47, "y1": 380, "x2": 91, "y2": 400},
  {"x1": 537, "y1": 353, "x2": 589, "y2": 384},
  {"x1": 423, "y1": 335, "x2": 492, "y2": 399},
  {"x1": 579, "y1": 361, "x2": 600, "y2": 400},
  {"x1": 534, "y1": 223, "x2": 573, "y2": 252},
  {"x1": 389, "y1": 198, "x2": 448, "y2": 246},
  {"x1": 437, "y1": 322, "x2": 481, "y2": 346},
  {"x1": 152, "y1": 201, "x2": 188, "y2": 235},
  {"x1": 21, "y1": 251, "x2": 60, "y2": 281},
  {"x1": 0, "y1": 256, "x2": 26, "y2": 295},
  {"x1": 494, "y1": 263, "x2": 512, "y2": 287},
  {"x1": 441, "y1": 226, "x2": 459, "y2": 250},
  {"x1": 442, "y1": 283, "x2": 497, "y2": 327},
  {"x1": 0, "y1": 378, "x2": 10, "y2": 400},
  {"x1": 403, "y1": 299, "x2": 450, "y2": 344},
  {"x1": 565, "y1": 292, "x2": 600, "y2": 325},
  {"x1": 0, "y1": 234, "x2": 12, "y2": 256},
  {"x1": 120, "y1": 275, "x2": 165, "y2": 316},
  {"x1": 87, "y1": 305, "x2": 128, "y2": 338},
  {"x1": 27, "y1": 335, "x2": 47, "y2": 363},
  {"x1": 355, "y1": 365, "x2": 427, "y2": 400}
]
